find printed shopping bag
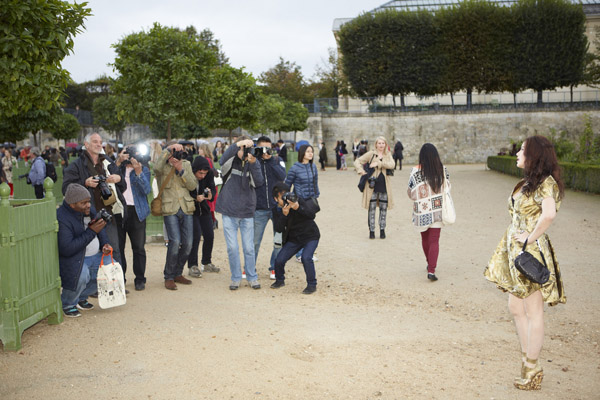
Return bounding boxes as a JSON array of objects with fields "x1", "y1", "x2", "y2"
[{"x1": 97, "y1": 252, "x2": 127, "y2": 309}]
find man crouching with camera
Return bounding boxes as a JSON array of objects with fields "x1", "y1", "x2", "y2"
[
  {"x1": 270, "y1": 182, "x2": 320, "y2": 294},
  {"x1": 58, "y1": 184, "x2": 113, "y2": 317},
  {"x1": 154, "y1": 142, "x2": 197, "y2": 290}
]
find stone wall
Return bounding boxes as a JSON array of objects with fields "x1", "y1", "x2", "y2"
[{"x1": 305, "y1": 110, "x2": 600, "y2": 164}]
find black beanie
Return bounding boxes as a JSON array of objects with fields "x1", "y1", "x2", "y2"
[{"x1": 192, "y1": 156, "x2": 210, "y2": 173}]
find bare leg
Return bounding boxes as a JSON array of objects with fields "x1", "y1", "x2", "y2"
[
  {"x1": 508, "y1": 293, "x2": 528, "y2": 358},
  {"x1": 523, "y1": 290, "x2": 544, "y2": 366}
]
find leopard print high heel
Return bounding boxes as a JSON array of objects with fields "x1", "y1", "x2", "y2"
[{"x1": 514, "y1": 357, "x2": 543, "y2": 390}]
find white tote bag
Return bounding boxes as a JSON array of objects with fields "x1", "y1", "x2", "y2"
[
  {"x1": 442, "y1": 177, "x2": 456, "y2": 225},
  {"x1": 97, "y1": 253, "x2": 127, "y2": 309}
]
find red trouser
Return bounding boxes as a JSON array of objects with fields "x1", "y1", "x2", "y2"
[{"x1": 420, "y1": 228, "x2": 441, "y2": 274}]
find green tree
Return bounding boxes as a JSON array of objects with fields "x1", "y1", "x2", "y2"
[
  {"x1": 62, "y1": 76, "x2": 112, "y2": 110},
  {"x1": 0, "y1": 108, "x2": 61, "y2": 147},
  {"x1": 338, "y1": 13, "x2": 388, "y2": 99},
  {"x1": 185, "y1": 26, "x2": 229, "y2": 67},
  {"x1": 92, "y1": 95, "x2": 127, "y2": 143},
  {"x1": 254, "y1": 94, "x2": 286, "y2": 136},
  {"x1": 512, "y1": 0, "x2": 588, "y2": 105},
  {"x1": 111, "y1": 23, "x2": 218, "y2": 141},
  {"x1": 206, "y1": 65, "x2": 262, "y2": 143},
  {"x1": 308, "y1": 48, "x2": 351, "y2": 99},
  {"x1": 0, "y1": 1, "x2": 91, "y2": 118},
  {"x1": 259, "y1": 58, "x2": 310, "y2": 103},
  {"x1": 50, "y1": 112, "x2": 81, "y2": 143}
]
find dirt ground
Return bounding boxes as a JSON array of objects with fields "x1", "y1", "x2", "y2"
[{"x1": 1, "y1": 164, "x2": 599, "y2": 400}]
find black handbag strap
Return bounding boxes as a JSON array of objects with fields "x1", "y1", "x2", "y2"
[
  {"x1": 521, "y1": 238, "x2": 548, "y2": 268},
  {"x1": 309, "y1": 163, "x2": 317, "y2": 197}
]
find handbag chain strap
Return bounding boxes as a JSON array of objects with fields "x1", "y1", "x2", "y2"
[{"x1": 521, "y1": 238, "x2": 548, "y2": 268}]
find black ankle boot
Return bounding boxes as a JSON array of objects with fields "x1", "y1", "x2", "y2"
[
  {"x1": 369, "y1": 231, "x2": 375, "y2": 239},
  {"x1": 380, "y1": 229, "x2": 386, "y2": 239}
]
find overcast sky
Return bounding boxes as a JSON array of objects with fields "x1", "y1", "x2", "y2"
[{"x1": 63, "y1": 0, "x2": 385, "y2": 84}]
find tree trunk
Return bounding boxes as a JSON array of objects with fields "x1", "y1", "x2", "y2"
[
  {"x1": 467, "y1": 88, "x2": 472, "y2": 109},
  {"x1": 167, "y1": 119, "x2": 172, "y2": 142},
  {"x1": 513, "y1": 92, "x2": 517, "y2": 108},
  {"x1": 450, "y1": 93, "x2": 455, "y2": 109},
  {"x1": 400, "y1": 94, "x2": 405, "y2": 111},
  {"x1": 33, "y1": 130, "x2": 40, "y2": 147},
  {"x1": 570, "y1": 85, "x2": 574, "y2": 103},
  {"x1": 228, "y1": 129, "x2": 233, "y2": 145},
  {"x1": 293, "y1": 130, "x2": 297, "y2": 147},
  {"x1": 537, "y1": 90, "x2": 543, "y2": 106},
  {"x1": 392, "y1": 96, "x2": 396, "y2": 111}
]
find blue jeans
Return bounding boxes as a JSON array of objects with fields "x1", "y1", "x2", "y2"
[
  {"x1": 253, "y1": 209, "x2": 280, "y2": 271},
  {"x1": 274, "y1": 239, "x2": 319, "y2": 286},
  {"x1": 61, "y1": 252, "x2": 110, "y2": 308},
  {"x1": 163, "y1": 208, "x2": 193, "y2": 280},
  {"x1": 222, "y1": 215, "x2": 257, "y2": 282}
]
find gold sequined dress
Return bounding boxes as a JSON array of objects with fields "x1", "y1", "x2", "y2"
[{"x1": 484, "y1": 176, "x2": 566, "y2": 306}]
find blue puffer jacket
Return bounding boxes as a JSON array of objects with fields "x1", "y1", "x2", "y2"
[
  {"x1": 255, "y1": 156, "x2": 286, "y2": 210},
  {"x1": 285, "y1": 162, "x2": 320, "y2": 200},
  {"x1": 57, "y1": 200, "x2": 109, "y2": 291}
]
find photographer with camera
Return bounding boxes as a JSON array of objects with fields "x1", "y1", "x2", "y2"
[
  {"x1": 216, "y1": 136, "x2": 264, "y2": 290},
  {"x1": 252, "y1": 136, "x2": 287, "y2": 280},
  {"x1": 154, "y1": 142, "x2": 197, "y2": 290},
  {"x1": 270, "y1": 182, "x2": 320, "y2": 294},
  {"x1": 186, "y1": 156, "x2": 219, "y2": 278},
  {"x1": 354, "y1": 136, "x2": 395, "y2": 239},
  {"x1": 62, "y1": 133, "x2": 127, "y2": 267},
  {"x1": 57, "y1": 184, "x2": 113, "y2": 317},
  {"x1": 115, "y1": 145, "x2": 152, "y2": 291}
]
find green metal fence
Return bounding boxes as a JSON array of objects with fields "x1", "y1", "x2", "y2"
[{"x1": 0, "y1": 179, "x2": 63, "y2": 351}]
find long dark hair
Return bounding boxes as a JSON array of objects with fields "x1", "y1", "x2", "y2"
[
  {"x1": 298, "y1": 144, "x2": 314, "y2": 164},
  {"x1": 418, "y1": 143, "x2": 444, "y2": 193},
  {"x1": 521, "y1": 135, "x2": 565, "y2": 199}
]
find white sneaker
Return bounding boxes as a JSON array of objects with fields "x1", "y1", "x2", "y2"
[
  {"x1": 242, "y1": 270, "x2": 247, "y2": 279},
  {"x1": 295, "y1": 256, "x2": 302, "y2": 263},
  {"x1": 312, "y1": 255, "x2": 318, "y2": 262},
  {"x1": 188, "y1": 265, "x2": 202, "y2": 278},
  {"x1": 269, "y1": 270, "x2": 276, "y2": 280}
]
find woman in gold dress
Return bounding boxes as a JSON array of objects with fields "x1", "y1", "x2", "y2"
[{"x1": 484, "y1": 136, "x2": 565, "y2": 391}]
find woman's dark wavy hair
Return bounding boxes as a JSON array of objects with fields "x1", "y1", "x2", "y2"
[
  {"x1": 298, "y1": 144, "x2": 314, "y2": 164},
  {"x1": 520, "y1": 135, "x2": 565, "y2": 199},
  {"x1": 418, "y1": 143, "x2": 444, "y2": 193}
]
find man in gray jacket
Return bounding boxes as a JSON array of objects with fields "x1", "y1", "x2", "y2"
[{"x1": 216, "y1": 136, "x2": 265, "y2": 290}]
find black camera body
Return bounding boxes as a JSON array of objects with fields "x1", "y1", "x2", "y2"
[
  {"x1": 123, "y1": 146, "x2": 141, "y2": 164},
  {"x1": 243, "y1": 146, "x2": 256, "y2": 158},
  {"x1": 203, "y1": 188, "x2": 211, "y2": 197},
  {"x1": 368, "y1": 176, "x2": 377, "y2": 189},
  {"x1": 89, "y1": 208, "x2": 113, "y2": 225},
  {"x1": 253, "y1": 146, "x2": 273, "y2": 158},
  {"x1": 170, "y1": 149, "x2": 188, "y2": 161},
  {"x1": 93, "y1": 175, "x2": 113, "y2": 200},
  {"x1": 282, "y1": 192, "x2": 298, "y2": 204}
]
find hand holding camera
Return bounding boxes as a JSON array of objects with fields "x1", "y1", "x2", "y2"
[{"x1": 196, "y1": 188, "x2": 212, "y2": 202}]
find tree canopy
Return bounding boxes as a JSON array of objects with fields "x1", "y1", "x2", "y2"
[
  {"x1": 259, "y1": 58, "x2": 311, "y2": 103},
  {"x1": 0, "y1": 0, "x2": 91, "y2": 118},
  {"x1": 111, "y1": 23, "x2": 218, "y2": 141}
]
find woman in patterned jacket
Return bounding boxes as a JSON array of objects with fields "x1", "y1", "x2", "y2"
[{"x1": 407, "y1": 143, "x2": 450, "y2": 282}]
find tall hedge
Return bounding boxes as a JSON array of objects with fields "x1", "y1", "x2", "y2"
[{"x1": 338, "y1": 0, "x2": 588, "y2": 106}]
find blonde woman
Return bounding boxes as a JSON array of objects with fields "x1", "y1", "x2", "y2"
[{"x1": 355, "y1": 136, "x2": 395, "y2": 239}]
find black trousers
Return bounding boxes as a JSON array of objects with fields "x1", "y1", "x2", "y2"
[
  {"x1": 188, "y1": 212, "x2": 214, "y2": 267},
  {"x1": 33, "y1": 184, "x2": 44, "y2": 199},
  {"x1": 117, "y1": 206, "x2": 147, "y2": 284}
]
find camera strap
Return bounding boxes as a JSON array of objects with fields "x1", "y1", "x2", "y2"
[{"x1": 156, "y1": 167, "x2": 176, "y2": 200}]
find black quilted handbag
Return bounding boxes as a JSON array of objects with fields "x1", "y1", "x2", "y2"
[{"x1": 514, "y1": 239, "x2": 550, "y2": 284}]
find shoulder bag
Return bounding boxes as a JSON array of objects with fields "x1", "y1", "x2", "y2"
[
  {"x1": 358, "y1": 154, "x2": 376, "y2": 192},
  {"x1": 150, "y1": 167, "x2": 176, "y2": 217},
  {"x1": 441, "y1": 175, "x2": 456, "y2": 224},
  {"x1": 514, "y1": 239, "x2": 550, "y2": 284}
]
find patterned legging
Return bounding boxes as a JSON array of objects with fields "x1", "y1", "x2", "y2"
[{"x1": 368, "y1": 192, "x2": 388, "y2": 231}]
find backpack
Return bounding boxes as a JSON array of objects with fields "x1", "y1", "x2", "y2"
[{"x1": 45, "y1": 162, "x2": 58, "y2": 182}]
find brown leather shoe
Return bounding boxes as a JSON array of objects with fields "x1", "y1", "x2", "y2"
[
  {"x1": 164, "y1": 279, "x2": 178, "y2": 290},
  {"x1": 174, "y1": 275, "x2": 192, "y2": 285}
]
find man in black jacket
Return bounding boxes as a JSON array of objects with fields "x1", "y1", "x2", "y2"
[
  {"x1": 187, "y1": 156, "x2": 219, "y2": 278},
  {"x1": 62, "y1": 132, "x2": 127, "y2": 265},
  {"x1": 270, "y1": 182, "x2": 319, "y2": 294}
]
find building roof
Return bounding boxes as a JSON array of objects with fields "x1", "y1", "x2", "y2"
[{"x1": 333, "y1": 0, "x2": 600, "y2": 31}]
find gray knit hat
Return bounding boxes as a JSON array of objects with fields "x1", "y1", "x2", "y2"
[{"x1": 64, "y1": 183, "x2": 90, "y2": 204}]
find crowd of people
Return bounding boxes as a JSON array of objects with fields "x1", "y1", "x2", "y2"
[{"x1": 6, "y1": 131, "x2": 565, "y2": 392}]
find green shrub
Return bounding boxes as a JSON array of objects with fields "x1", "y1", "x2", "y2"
[{"x1": 487, "y1": 156, "x2": 600, "y2": 194}]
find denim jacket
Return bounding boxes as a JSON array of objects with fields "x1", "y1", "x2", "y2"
[{"x1": 122, "y1": 165, "x2": 152, "y2": 221}]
